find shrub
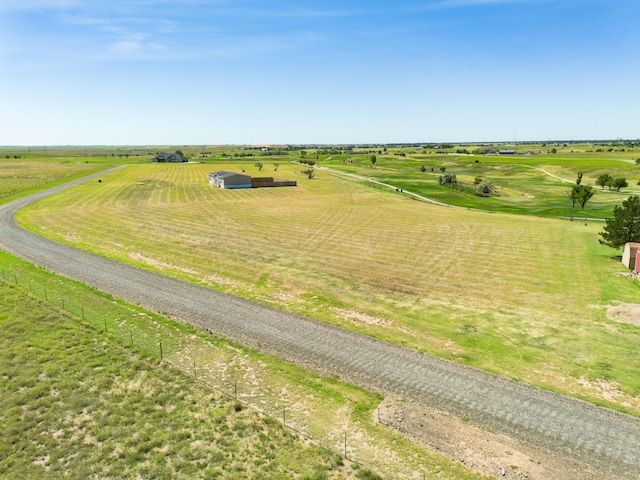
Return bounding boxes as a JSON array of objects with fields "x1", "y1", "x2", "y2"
[
  {"x1": 476, "y1": 181, "x2": 494, "y2": 196},
  {"x1": 438, "y1": 173, "x2": 457, "y2": 185}
]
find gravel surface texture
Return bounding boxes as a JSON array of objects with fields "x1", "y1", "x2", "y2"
[{"x1": 2, "y1": 170, "x2": 639, "y2": 478}]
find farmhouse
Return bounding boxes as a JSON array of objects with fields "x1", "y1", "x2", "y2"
[
  {"x1": 152, "y1": 153, "x2": 188, "y2": 163},
  {"x1": 622, "y1": 242, "x2": 640, "y2": 271},
  {"x1": 208, "y1": 171, "x2": 297, "y2": 189}
]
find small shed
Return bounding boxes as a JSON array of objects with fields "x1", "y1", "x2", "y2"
[
  {"x1": 209, "y1": 171, "x2": 252, "y2": 189},
  {"x1": 621, "y1": 242, "x2": 640, "y2": 270}
]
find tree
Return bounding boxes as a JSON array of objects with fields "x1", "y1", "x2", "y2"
[
  {"x1": 301, "y1": 168, "x2": 315, "y2": 179},
  {"x1": 439, "y1": 166, "x2": 446, "y2": 173},
  {"x1": 596, "y1": 173, "x2": 612, "y2": 190},
  {"x1": 613, "y1": 178, "x2": 628, "y2": 192},
  {"x1": 370, "y1": 155, "x2": 377, "y2": 166},
  {"x1": 273, "y1": 163, "x2": 279, "y2": 172},
  {"x1": 600, "y1": 196, "x2": 640, "y2": 249},
  {"x1": 576, "y1": 172, "x2": 583, "y2": 185},
  {"x1": 438, "y1": 173, "x2": 457, "y2": 185},
  {"x1": 420, "y1": 165, "x2": 427, "y2": 172},
  {"x1": 570, "y1": 184, "x2": 594, "y2": 209},
  {"x1": 255, "y1": 162, "x2": 263, "y2": 171},
  {"x1": 476, "y1": 180, "x2": 494, "y2": 195}
]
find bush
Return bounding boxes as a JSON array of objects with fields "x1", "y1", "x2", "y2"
[
  {"x1": 476, "y1": 180, "x2": 494, "y2": 196},
  {"x1": 438, "y1": 173, "x2": 457, "y2": 185}
]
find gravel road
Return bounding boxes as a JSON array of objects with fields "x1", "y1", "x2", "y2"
[{"x1": 1, "y1": 170, "x2": 639, "y2": 478}]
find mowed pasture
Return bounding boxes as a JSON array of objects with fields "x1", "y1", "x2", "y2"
[
  {"x1": 17, "y1": 161, "x2": 640, "y2": 414},
  {"x1": 0, "y1": 158, "x2": 104, "y2": 204}
]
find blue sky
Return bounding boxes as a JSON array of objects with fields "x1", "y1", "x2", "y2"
[{"x1": 1, "y1": 0, "x2": 638, "y2": 145}]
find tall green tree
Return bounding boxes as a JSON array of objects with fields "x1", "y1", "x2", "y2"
[
  {"x1": 600, "y1": 195, "x2": 640, "y2": 249},
  {"x1": 613, "y1": 178, "x2": 628, "y2": 192},
  {"x1": 569, "y1": 184, "x2": 594, "y2": 209},
  {"x1": 596, "y1": 173, "x2": 612, "y2": 189}
]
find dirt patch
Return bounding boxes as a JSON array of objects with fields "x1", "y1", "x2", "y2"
[
  {"x1": 128, "y1": 252, "x2": 198, "y2": 275},
  {"x1": 378, "y1": 397, "x2": 607, "y2": 480},
  {"x1": 607, "y1": 303, "x2": 640, "y2": 326},
  {"x1": 577, "y1": 378, "x2": 623, "y2": 402},
  {"x1": 203, "y1": 273, "x2": 241, "y2": 289},
  {"x1": 334, "y1": 308, "x2": 392, "y2": 327}
]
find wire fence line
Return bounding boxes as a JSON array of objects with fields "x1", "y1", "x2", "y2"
[{"x1": 1, "y1": 266, "x2": 436, "y2": 479}]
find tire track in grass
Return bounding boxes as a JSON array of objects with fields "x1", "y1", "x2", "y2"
[{"x1": 1, "y1": 169, "x2": 640, "y2": 478}]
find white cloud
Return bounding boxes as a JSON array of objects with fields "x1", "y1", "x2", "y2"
[{"x1": 0, "y1": 0, "x2": 83, "y2": 11}]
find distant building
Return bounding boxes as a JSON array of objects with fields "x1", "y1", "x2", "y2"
[
  {"x1": 622, "y1": 242, "x2": 640, "y2": 271},
  {"x1": 209, "y1": 171, "x2": 297, "y2": 189},
  {"x1": 152, "y1": 153, "x2": 188, "y2": 163},
  {"x1": 209, "y1": 171, "x2": 252, "y2": 189},
  {"x1": 498, "y1": 150, "x2": 516, "y2": 155}
]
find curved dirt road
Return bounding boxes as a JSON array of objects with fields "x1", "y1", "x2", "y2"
[{"x1": 1, "y1": 170, "x2": 639, "y2": 478}]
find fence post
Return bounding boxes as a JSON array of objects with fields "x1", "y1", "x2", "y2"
[
  {"x1": 130, "y1": 329, "x2": 133, "y2": 346},
  {"x1": 344, "y1": 433, "x2": 347, "y2": 459},
  {"x1": 14, "y1": 274, "x2": 18, "y2": 285},
  {"x1": 61, "y1": 298, "x2": 65, "y2": 310},
  {"x1": 104, "y1": 317, "x2": 107, "y2": 333},
  {"x1": 159, "y1": 341, "x2": 163, "y2": 360},
  {"x1": 82, "y1": 306, "x2": 85, "y2": 320}
]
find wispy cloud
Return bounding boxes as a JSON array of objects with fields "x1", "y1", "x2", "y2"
[
  {"x1": 426, "y1": 0, "x2": 539, "y2": 7},
  {"x1": 0, "y1": 0, "x2": 83, "y2": 12}
]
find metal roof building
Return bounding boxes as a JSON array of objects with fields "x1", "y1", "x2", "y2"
[{"x1": 208, "y1": 171, "x2": 252, "y2": 189}]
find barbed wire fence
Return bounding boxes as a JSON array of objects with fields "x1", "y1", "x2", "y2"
[{"x1": 1, "y1": 266, "x2": 440, "y2": 480}]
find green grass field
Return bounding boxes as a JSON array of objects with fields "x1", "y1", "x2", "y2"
[
  {"x1": 320, "y1": 148, "x2": 640, "y2": 218},
  {"x1": 15, "y1": 158, "x2": 640, "y2": 416},
  {"x1": 0, "y1": 251, "x2": 481, "y2": 480},
  {"x1": 0, "y1": 159, "x2": 107, "y2": 205},
  {"x1": 0, "y1": 278, "x2": 361, "y2": 479}
]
